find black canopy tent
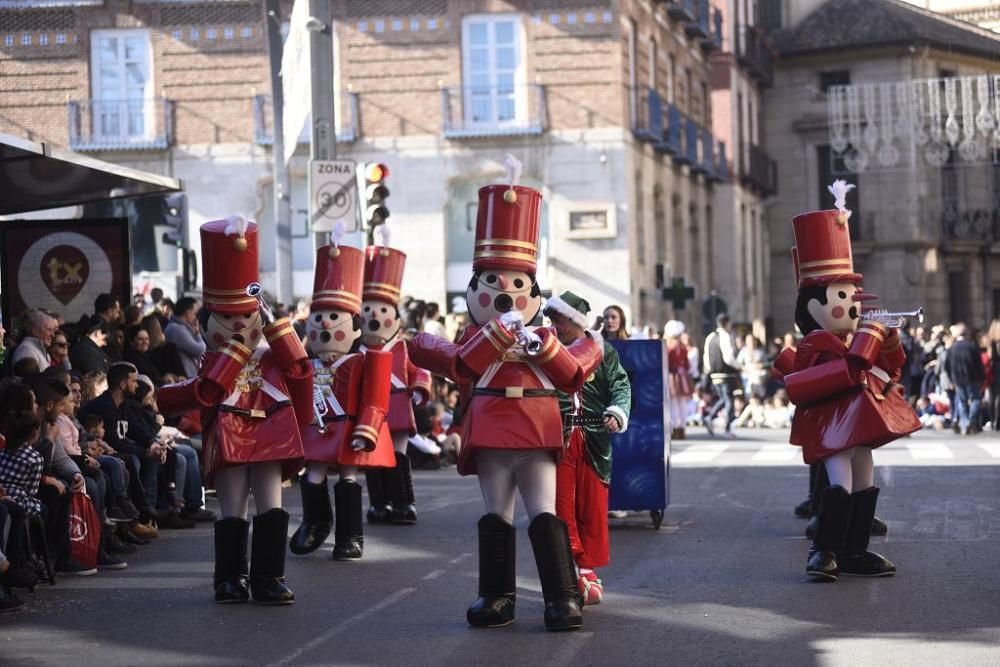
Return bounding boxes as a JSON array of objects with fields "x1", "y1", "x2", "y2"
[{"x1": 0, "y1": 132, "x2": 182, "y2": 215}]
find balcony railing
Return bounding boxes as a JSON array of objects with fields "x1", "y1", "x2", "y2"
[
  {"x1": 632, "y1": 87, "x2": 664, "y2": 144},
  {"x1": 741, "y1": 142, "x2": 777, "y2": 195},
  {"x1": 701, "y1": 7, "x2": 723, "y2": 51},
  {"x1": 737, "y1": 28, "x2": 774, "y2": 87},
  {"x1": 666, "y1": 0, "x2": 696, "y2": 22},
  {"x1": 685, "y1": 0, "x2": 711, "y2": 39},
  {"x1": 68, "y1": 98, "x2": 174, "y2": 151},
  {"x1": 252, "y1": 93, "x2": 359, "y2": 146},
  {"x1": 658, "y1": 103, "x2": 683, "y2": 155},
  {"x1": 441, "y1": 84, "x2": 546, "y2": 139},
  {"x1": 936, "y1": 201, "x2": 1000, "y2": 242}
]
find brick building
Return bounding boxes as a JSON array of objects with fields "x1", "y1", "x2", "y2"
[
  {"x1": 764, "y1": 0, "x2": 1000, "y2": 332},
  {"x1": 2, "y1": 0, "x2": 737, "y2": 334}
]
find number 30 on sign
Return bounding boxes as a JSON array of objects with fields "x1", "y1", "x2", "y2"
[{"x1": 308, "y1": 159, "x2": 359, "y2": 233}]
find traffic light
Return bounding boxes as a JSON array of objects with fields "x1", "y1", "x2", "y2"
[
  {"x1": 363, "y1": 162, "x2": 390, "y2": 227},
  {"x1": 161, "y1": 193, "x2": 188, "y2": 247}
]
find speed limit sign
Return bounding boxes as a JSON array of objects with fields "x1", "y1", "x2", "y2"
[{"x1": 308, "y1": 159, "x2": 359, "y2": 233}]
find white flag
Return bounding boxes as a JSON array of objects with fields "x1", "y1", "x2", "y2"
[{"x1": 281, "y1": 0, "x2": 310, "y2": 165}]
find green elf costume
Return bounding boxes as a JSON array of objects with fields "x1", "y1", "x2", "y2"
[{"x1": 544, "y1": 291, "x2": 631, "y2": 606}]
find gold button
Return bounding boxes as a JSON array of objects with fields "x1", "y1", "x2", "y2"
[{"x1": 505, "y1": 387, "x2": 524, "y2": 399}]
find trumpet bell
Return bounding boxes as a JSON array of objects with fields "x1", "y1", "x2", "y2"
[{"x1": 245, "y1": 282, "x2": 263, "y2": 298}]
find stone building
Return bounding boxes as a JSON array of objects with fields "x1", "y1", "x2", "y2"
[
  {"x1": 709, "y1": 0, "x2": 780, "y2": 337},
  {"x1": 1, "y1": 0, "x2": 734, "y2": 331},
  {"x1": 764, "y1": 0, "x2": 1000, "y2": 332}
]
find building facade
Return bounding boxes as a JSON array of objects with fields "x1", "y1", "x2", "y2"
[
  {"x1": 709, "y1": 0, "x2": 779, "y2": 338},
  {"x1": 764, "y1": 0, "x2": 1000, "y2": 333},
  {"x1": 2, "y1": 0, "x2": 738, "y2": 334}
]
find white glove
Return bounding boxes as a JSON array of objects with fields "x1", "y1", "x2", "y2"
[{"x1": 498, "y1": 310, "x2": 524, "y2": 330}]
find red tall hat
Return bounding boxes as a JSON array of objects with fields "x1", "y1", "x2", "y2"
[
  {"x1": 201, "y1": 217, "x2": 260, "y2": 314},
  {"x1": 363, "y1": 246, "x2": 406, "y2": 305},
  {"x1": 312, "y1": 245, "x2": 364, "y2": 314},
  {"x1": 790, "y1": 210, "x2": 863, "y2": 288},
  {"x1": 473, "y1": 184, "x2": 541, "y2": 274}
]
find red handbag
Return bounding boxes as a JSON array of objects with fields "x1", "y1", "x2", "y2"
[{"x1": 68, "y1": 492, "x2": 100, "y2": 569}]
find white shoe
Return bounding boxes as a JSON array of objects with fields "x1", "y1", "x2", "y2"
[{"x1": 608, "y1": 510, "x2": 628, "y2": 519}]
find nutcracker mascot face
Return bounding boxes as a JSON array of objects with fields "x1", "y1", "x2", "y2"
[
  {"x1": 792, "y1": 181, "x2": 874, "y2": 336},
  {"x1": 361, "y1": 244, "x2": 406, "y2": 347},
  {"x1": 308, "y1": 244, "x2": 365, "y2": 361},
  {"x1": 465, "y1": 183, "x2": 543, "y2": 325},
  {"x1": 200, "y1": 216, "x2": 265, "y2": 351}
]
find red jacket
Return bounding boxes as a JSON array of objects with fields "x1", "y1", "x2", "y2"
[
  {"x1": 780, "y1": 328, "x2": 920, "y2": 464},
  {"x1": 301, "y1": 353, "x2": 394, "y2": 469},
  {"x1": 157, "y1": 318, "x2": 312, "y2": 483},
  {"x1": 410, "y1": 318, "x2": 602, "y2": 475}
]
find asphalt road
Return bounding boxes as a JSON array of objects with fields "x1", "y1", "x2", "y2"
[{"x1": 2, "y1": 428, "x2": 999, "y2": 666}]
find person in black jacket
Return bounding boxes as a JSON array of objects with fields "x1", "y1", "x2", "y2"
[
  {"x1": 123, "y1": 325, "x2": 165, "y2": 386},
  {"x1": 944, "y1": 323, "x2": 985, "y2": 435},
  {"x1": 82, "y1": 362, "x2": 165, "y2": 512},
  {"x1": 70, "y1": 317, "x2": 113, "y2": 375}
]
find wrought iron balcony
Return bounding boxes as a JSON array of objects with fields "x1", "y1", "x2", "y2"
[
  {"x1": 714, "y1": 141, "x2": 730, "y2": 182},
  {"x1": 68, "y1": 98, "x2": 174, "y2": 151},
  {"x1": 741, "y1": 142, "x2": 777, "y2": 195},
  {"x1": 666, "y1": 0, "x2": 696, "y2": 22},
  {"x1": 683, "y1": 118, "x2": 700, "y2": 167},
  {"x1": 252, "y1": 93, "x2": 359, "y2": 146},
  {"x1": 657, "y1": 103, "x2": 683, "y2": 155},
  {"x1": 441, "y1": 84, "x2": 546, "y2": 139},
  {"x1": 632, "y1": 87, "x2": 664, "y2": 144},
  {"x1": 737, "y1": 28, "x2": 774, "y2": 87},
  {"x1": 701, "y1": 7, "x2": 723, "y2": 52},
  {"x1": 685, "y1": 0, "x2": 711, "y2": 39},
  {"x1": 937, "y1": 200, "x2": 1000, "y2": 242}
]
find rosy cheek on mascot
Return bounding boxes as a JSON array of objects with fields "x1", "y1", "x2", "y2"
[
  {"x1": 771, "y1": 181, "x2": 920, "y2": 582},
  {"x1": 409, "y1": 156, "x2": 602, "y2": 632},
  {"x1": 359, "y1": 242, "x2": 432, "y2": 526},
  {"x1": 157, "y1": 216, "x2": 313, "y2": 605},
  {"x1": 288, "y1": 241, "x2": 394, "y2": 563}
]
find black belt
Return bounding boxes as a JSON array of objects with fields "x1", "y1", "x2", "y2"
[
  {"x1": 322, "y1": 414, "x2": 356, "y2": 423},
  {"x1": 390, "y1": 387, "x2": 408, "y2": 394},
  {"x1": 565, "y1": 414, "x2": 606, "y2": 427},
  {"x1": 218, "y1": 400, "x2": 291, "y2": 419},
  {"x1": 473, "y1": 388, "x2": 557, "y2": 398}
]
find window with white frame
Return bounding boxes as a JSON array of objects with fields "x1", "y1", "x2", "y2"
[
  {"x1": 5, "y1": 35, "x2": 13, "y2": 47},
  {"x1": 56, "y1": 33, "x2": 65, "y2": 44},
  {"x1": 461, "y1": 14, "x2": 524, "y2": 127},
  {"x1": 40, "y1": 33, "x2": 48, "y2": 45},
  {"x1": 90, "y1": 29, "x2": 153, "y2": 141}
]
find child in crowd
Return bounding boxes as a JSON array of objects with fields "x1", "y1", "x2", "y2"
[
  {"x1": 79, "y1": 412, "x2": 139, "y2": 521},
  {"x1": 735, "y1": 395, "x2": 767, "y2": 428}
]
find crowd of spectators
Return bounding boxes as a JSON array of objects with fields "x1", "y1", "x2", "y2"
[{"x1": 0, "y1": 290, "x2": 215, "y2": 612}]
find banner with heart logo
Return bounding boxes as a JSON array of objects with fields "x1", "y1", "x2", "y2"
[{"x1": 1, "y1": 218, "x2": 130, "y2": 324}]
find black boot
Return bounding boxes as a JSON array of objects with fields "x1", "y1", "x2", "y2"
[
  {"x1": 289, "y1": 477, "x2": 333, "y2": 555},
  {"x1": 870, "y1": 515, "x2": 888, "y2": 536},
  {"x1": 805, "y1": 463, "x2": 830, "y2": 537},
  {"x1": 214, "y1": 518, "x2": 250, "y2": 603},
  {"x1": 529, "y1": 513, "x2": 583, "y2": 631},
  {"x1": 467, "y1": 514, "x2": 516, "y2": 628},
  {"x1": 250, "y1": 509, "x2": 295, "y2": 605},
  {"x1": 365, "y1": 470, "x2": 392, "y2": 524},
  {"x1": 806, "y1": 485, "x2": 851, "y2": 581},
  {"x1": 838, "y1": 487, "x2": 896, "y2": 577},
  {"x1": 332, "y1": 480, "x2": 364, "y2": 561},
  {"x1": 389, "y1": 452, "x2": 417, "y2": 525}
]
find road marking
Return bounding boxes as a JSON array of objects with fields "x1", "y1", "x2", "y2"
[
  {"x1": 672, "y1": 443, "x2": 729, "y2": 463},
  {"x1": 906, "y1": 442, "x2": 954, "y2": 459},
  {"x1": 266, "y1": 587, "x2": 417, "y2": 667},
  {"x1": 978, "y1": 442, "x2": 1000, "y2": 458},
  {"x1": 422, "y1": 569, "x2": 446, "y2": 580},
  {"x1": 751, "y1": 443, "x2": 799, "y2": 462}
]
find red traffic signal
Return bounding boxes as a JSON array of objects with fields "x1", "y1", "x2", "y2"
[{"x1": 364, "y1": 162, "x2": 389, "y2": 183}]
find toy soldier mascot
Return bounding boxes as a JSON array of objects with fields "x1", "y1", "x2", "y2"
[
  {"x1": 359, "y1": 243, "x2": 432, "y2": 525},
  {"x1": 158, "y1": 217, "x2": 312, "y2": 604},
  {"x1": 289, "y1": 242, "x2": 394, "y2": 561},
  {"x1": 544, "y1": 291, "x2": 631, "y2": 606},
  {"x1": 410, "y1": 159, "x2": 602, "y2": 631},
  {"x1": 772, "y1": 182, "x2": 920, "y2": 581}
]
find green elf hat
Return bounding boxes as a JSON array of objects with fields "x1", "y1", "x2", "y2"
[{"x1": 543, "y1": 291, "x2": 591, "y2": 328}]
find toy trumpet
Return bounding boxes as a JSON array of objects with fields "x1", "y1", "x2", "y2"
[
  {"x1": 863, "y1": 307, "x2": 924, "y2": 328},
  {"x1": 245, "y1": 282, "x2": 276, "y2": 325}
]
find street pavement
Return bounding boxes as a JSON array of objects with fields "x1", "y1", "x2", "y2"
[{"x1": 2, "y1": 427, "x2": 999, "y2": 666}]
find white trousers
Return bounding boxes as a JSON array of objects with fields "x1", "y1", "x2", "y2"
[
  {"x1": 822, "y1": 447, "x2": 875, "y2": 494},
  {"x1": 475, "y1": 449, "x2": 557, "y2": 525},
  {"x1": 214, "y1": 463, "x2": 283, "y2": 519},
  {"x1": 305, "y1": 462, "x2": 358, "y2": 483}
]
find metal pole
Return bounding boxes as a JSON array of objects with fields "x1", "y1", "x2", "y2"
[
  {"x1": 309, "y1": 0, "x2": 335, "y2": 161},
  {"x1": 264, "y1": 0, "x2": 293, "y2": 305}
]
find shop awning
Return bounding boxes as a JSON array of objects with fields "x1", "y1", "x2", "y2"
[{"x1": 0, "y1": 133, "x2": 183, "y2": 215}]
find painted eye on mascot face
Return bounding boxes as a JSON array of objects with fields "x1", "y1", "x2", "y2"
[
  {"x1": 838, "y1": 290, "x2": 847, "y2": 299},
  {"x1": 314, "y1": 314, "x2": 322, "y2": 323},
  {"x1": 328, "y1": 313, "x2": 338, "y2": 320},
  {"x1": 364, "y1": 306, "x2": 371, "y2": 313},
  {"x1": 485, "y1": 274, "x2": 497, "y2": 285},
  {"x1": 513, "y1": 278, "x2": 524, "y2": 289},
  {"x1": 380, "y1": 307, "x2": 387, "y2": 314}
]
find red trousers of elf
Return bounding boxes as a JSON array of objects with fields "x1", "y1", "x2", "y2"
[{"x1": 555, "y1": 428, "x2": 610, "y2": 569}]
